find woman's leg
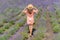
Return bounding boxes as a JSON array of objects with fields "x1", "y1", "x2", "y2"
[{"x1": 29, "y1": 24, "x2": 33, "y2": 36}]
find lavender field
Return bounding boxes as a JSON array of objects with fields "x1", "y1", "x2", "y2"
[{"x1": 0, "y1": 0, "x2": 60, "y2": 40}]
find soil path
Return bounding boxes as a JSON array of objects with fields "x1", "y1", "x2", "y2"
[{"x1": 42, "y1": 9, "x2": 54, "y2": 40}]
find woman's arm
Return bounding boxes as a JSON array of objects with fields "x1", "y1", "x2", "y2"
[
  {"x1": 33, "y1": 7, "x2": 38, "y2": 14},
  {"x1": 22, "y1": 6, "x2": 28, "y2": 13},
  {"x1": 22, "y1": 8, "x2": 27, "y2": 13}
]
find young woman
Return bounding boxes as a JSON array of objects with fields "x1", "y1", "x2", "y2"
[{"x1": 22, "y1": 4, "x2": 38, "y2": 37}]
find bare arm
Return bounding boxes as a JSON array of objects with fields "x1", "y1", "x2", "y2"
[
  {"x1": 22, "y1": 7, "x2": 27, "y2": 13},
  {"x1": 33, "y1": 7, "x2": 38, "y2": 14}
]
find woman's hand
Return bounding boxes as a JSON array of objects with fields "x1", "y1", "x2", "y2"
[
  {"x1": 33, "y1": 8, "x2": 38, "y2": 14},
  {"x1": 22, "y1": 8, "x2": 27, "y2": 13}
]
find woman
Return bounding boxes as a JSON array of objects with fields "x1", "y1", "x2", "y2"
[{"x1": 22, "y1": 4, "x2": 38, "y2": 37}]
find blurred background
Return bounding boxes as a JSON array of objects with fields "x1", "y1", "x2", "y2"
[{"x1": 0, "y1": 0, "x2": 60, "y2": 40}]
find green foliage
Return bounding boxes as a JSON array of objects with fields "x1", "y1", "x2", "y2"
[
  {"x1": 0, "y1": 28, "x2": 5, "y2": 34},
  {"x1": 3, "y1": 18, "x2": 26, "y2": 36},
  {"x1": 22, "y1": 13, "x2": 25, "y2": 16},
  {"x1": 42, "y1": 16, "x2": 46, "y2": 20},
  {"x1": 0, "y1": 34, "x2": 11, "y2": 40},
  {"x1": 16, "y1": 22, "x2": 23, "y2": 27},
  {"x1": 58, "y1": 19, "x2": 60, "y2": 24},
  {"x1": 16, "y1": 19, "x2": 26, "y2": 27},
  {"x1": 56, "y1": 10, "x2": 60, "y2": 18},
  {"x1": 10, "y1": 22, "x2": 25, "y2": 35},
  {"x1": 3, "y1": 23, "x2": 12, "y2": 29},
  {"x1": 32, "y1": 32, "x2": 44, "y2": 40},
  {"x1": 10, "y1": 27, "x2": 18, "y2": 35},
  {"x1": 0, "y1": 23, "x2": 12, "y2": 34},
  {"x1": 53, "y1": 24, "x2": 60, "y2": 33},
  {"x1": 52, "y1": 22, "x2": 58, "y2": 28},
  {"x1": 0, "y1": 20, "x2": 26, "y2": 40},
  {"x1": 49, "y1": 10, "x2": 60, "y2": 33},
  {"x1": 0, "y1": 23, "x2": 3, "y2": 27},
  {"x1": 2, "y1": 19, "x2": 8, "y2": 23},
  {"x1": 42, "y1": 12, "x2": 47, "y2": 21},
  {"x1": 11, "y1": 8, "x2": 20, "y2": 13},
  {"x1": 0, "y1": 25, "x2": 20, "y2": 40},
  {"x1": 21, "y1": 32, "x2": 28, "y2": 40},
  {"x1": 5, "y1": 7, "x2": 12, "y2": 13},
  {"x1": 52, "y1": 22, "x2": 60, "y2": 33},
  {"x1": 50, "y1": 17, "x2": 60, "y2": 33},
  {"x1": 9, "y1": 20, "x2": 15, "y2": 25},
  {"x1": 9, "y1": 18, "x2": 26, "y2": 35}
]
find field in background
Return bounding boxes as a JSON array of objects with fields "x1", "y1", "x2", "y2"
[{"x1": 0, "y1": 0, "x2": 60, "y2": 40}]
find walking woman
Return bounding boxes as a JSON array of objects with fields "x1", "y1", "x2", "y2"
[{"x1": 22, "y1": 4, "x2": 38, "y2": 37}]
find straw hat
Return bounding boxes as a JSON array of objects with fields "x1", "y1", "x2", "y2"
[{"x1": 27, "y1": 4, "x2": 34, "y2": 10}]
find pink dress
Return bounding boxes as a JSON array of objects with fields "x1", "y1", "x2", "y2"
[
  {"x1": 26, "y1": 13, "x2": 34, "y2": 24},
  {"x1": 24, "y1": 10, "x2": 34, "y2": 24}
]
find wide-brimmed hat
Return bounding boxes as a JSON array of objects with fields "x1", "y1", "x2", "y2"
[{"x1": 27, "y1": 4, "x2": 34, "y2": 10}]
